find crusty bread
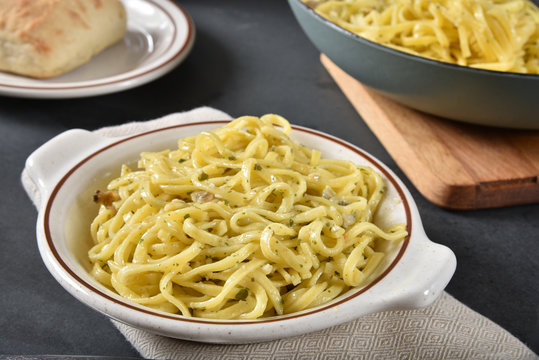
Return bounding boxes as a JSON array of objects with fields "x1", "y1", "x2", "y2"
[{"x1": 0, "y1": 0, "x2": 127, "y2": 78}]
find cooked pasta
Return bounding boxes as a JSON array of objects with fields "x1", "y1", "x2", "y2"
[
  {"x1": 306, "y1": 0, "x2": 539, "y2": 73},
  {"x1": 89, "y1": 114, "x2": 407, "y2": 320}
]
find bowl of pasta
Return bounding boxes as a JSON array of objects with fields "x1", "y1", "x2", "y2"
[
  {"x1": 289, "y1": 0, "x2": 539, "y2": 129},
  {"x1": 26, "y1": 114, "x2": 456, "y2": 343}
]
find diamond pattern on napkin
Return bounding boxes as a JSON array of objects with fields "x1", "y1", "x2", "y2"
[{"x1": 113, "y1": 291, "x2": 537, "y2": 359}]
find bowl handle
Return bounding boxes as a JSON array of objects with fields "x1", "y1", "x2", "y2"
[
  {"x1": 25, "y1": 129, "x2": 113, "y2": 205},
  {"x1": 388, "y1": 237, "x2": 457, "y2": 310}
]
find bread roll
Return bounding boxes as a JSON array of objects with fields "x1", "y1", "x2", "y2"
[{"x1": 0, "y1": 0, "x2": 127, "y2": 78}]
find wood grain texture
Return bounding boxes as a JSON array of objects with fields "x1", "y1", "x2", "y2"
[{"x1": 321, "y1": 54, "x2": 539, "y2": 209}]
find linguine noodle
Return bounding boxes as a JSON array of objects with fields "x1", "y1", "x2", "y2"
[{"x1": 89, "y1": 114, "x2": 407, "y2": 319}]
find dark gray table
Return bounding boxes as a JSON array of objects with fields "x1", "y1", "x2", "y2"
[{"x1": 1, "y1": 0, "x2": 537, "y2": 357}]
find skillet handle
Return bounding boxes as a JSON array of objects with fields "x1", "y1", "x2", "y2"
[{"x1": 24, "y1": 129, "x2": 112, "y2": 207}]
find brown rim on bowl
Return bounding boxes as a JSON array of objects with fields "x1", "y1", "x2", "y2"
[
  {"x1": 43, "y1": 121, "x2": 412, "y2": 325},
  {"x1": 0, "y1": 0, "x2": 194, "y2": 91}
]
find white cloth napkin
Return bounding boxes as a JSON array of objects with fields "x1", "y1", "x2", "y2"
[{"x1": 22, "y1": 107, "x2": 538, "y2": 360}]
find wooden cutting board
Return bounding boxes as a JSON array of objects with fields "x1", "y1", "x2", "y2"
[{"x1": 321, "y1": 54, "x2": 539, "y2": 210}]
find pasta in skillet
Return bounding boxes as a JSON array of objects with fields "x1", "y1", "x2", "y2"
[
  {"x1": 89, "y1": 114, "x2": 407, "y2": 320},
  {"x1": 306, "y1": 0, "x2": 539, "y2": 73}
]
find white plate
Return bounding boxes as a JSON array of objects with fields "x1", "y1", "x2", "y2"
[{"x1": 0, "y1": 0, "x2": 194, "y2": 99}]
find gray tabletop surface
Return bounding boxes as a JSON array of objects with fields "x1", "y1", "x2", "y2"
[{"x1": 1, "y1": 0, "x2": 538, "y2": 358}]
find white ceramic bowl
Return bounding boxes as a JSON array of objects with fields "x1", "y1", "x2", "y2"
[{"x1": 25, "y1": 120, "x2": 456, "y2": 343}]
